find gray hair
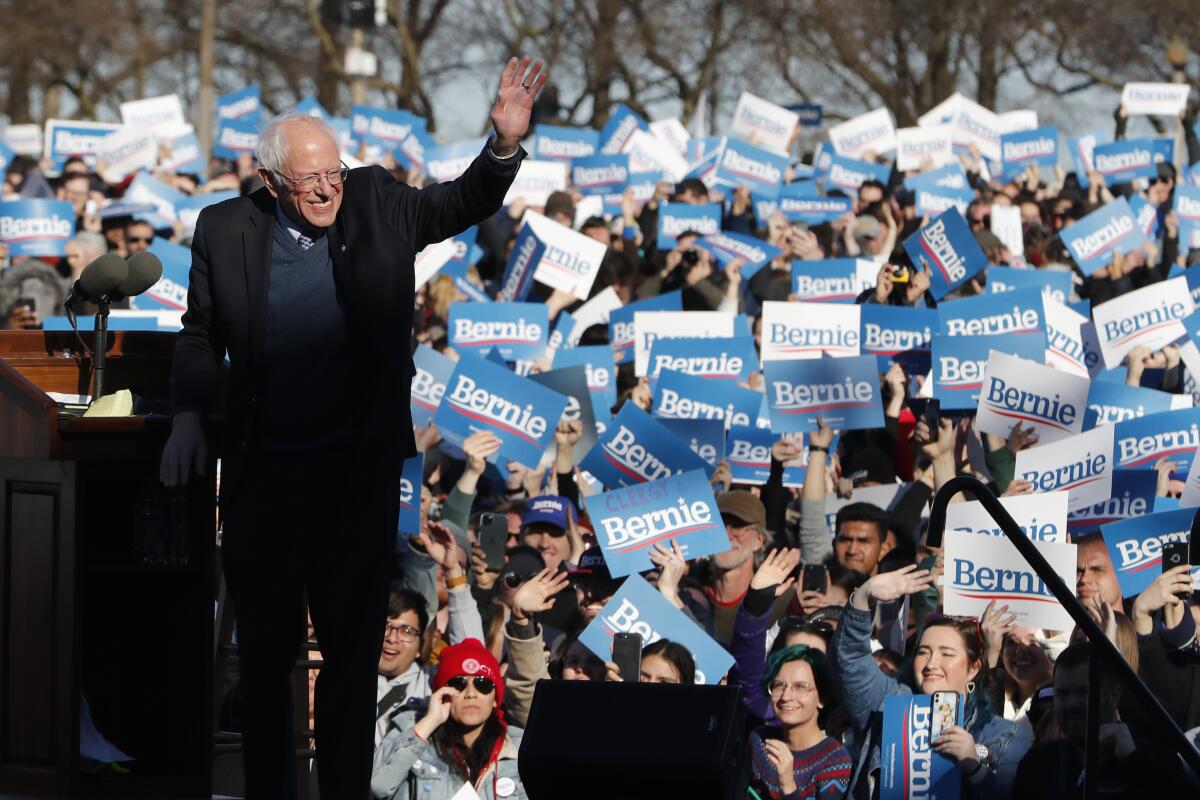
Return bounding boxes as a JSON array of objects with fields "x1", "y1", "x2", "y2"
[
  {"x1": 255, "y1": 112, "x2": 340, "y2": 183},
  {"x1": 72, "y1": 231, "x2": 108, "y2": 259}
]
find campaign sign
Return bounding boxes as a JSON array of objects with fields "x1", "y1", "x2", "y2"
[
  {"x1": 931, "y1": 333, "x2": 1049, "y2": 412},
  {"x1": 825, "y1": 153, "x2": 890, "y2": 192},
  {"x1": 633, "y1": 310, "x2": 737, "y2": 377},
  {"x1": 904, "y1": 163, "x2": 970, "y2": 194},
  {"x1": 791, "y1": 259, "x2": 861, "y2": 303},
  {"x1": 1068, "y1": 132, "x2": 1103, "y2": 188},
  {"x1": 948, "y1": 97, "x2": 1001, "y2": 162},
  {"x1": 915, "y1": 186, "x2": 973, "y2": 217},
  {"x1": 1121, "y1": 82, "x2": 1192, "y2": 116},
  {"x1": 730, "y1": 92, "x2": 799, "y2": 155},
  {"x1": 137, "y1": 239, "x2": 192, "y2": 311},
  {"x1": 553, "y1": 345, "x2": 617, "y2": 418},
  {"x1": 578, "y1": 573, "x2": 734, "y2": 684},
  {"x1": 1175, "y1": 186, "x2": 1200, "y2": 251},
  {"x1": 659, "y1": 418, "x2": 725, "y2": 473},
  {"x1": 647, "y1": 336, "x2": 758, "y2": 383},
  {"x1": 945, "y1": 491, "x2": 1069, "y2": 544},
  {"x1": 694, "y1": 231, "x2": 783, "y2": 280},
  {"x1": 999, "y1": 125, "x2": 1058, "y2": 181},
  {"x1": 987, "y1": 266, "x2": 1071, "y2": 306},
  {"x1": 0, "y1": 200, "x2": 74, "y2": 256},
  {"x1": 860, "y1": 305, "x2": 936, "y2": 364},
  {"x1": 763, "y1": 355, "x2": 884, "y2": 433},
  {"x1": 95, "y1": 127, "x2": 158, "y2": 183},
  {"x1": 1113, "y1": 406, "x2": 1200, "y2": 473},
  {"x1": 290, "y1": 95, "x2": 331, "y2": 120},
  {"x1": 879, "y1": 694, "x2": 960, "y2": 800},
  {"x1": 212, "y1": 117, "x2": 260, "y2": 159},
  {"x1": 649, "y1": 118, "x2": 689, "y2": 156},
  {"x1": 0, "y1": 140, "x2": 13, "y2": 173},
  {"x1": 503, "y1": 159, "x2": 568, "y2": 207},
  {"x1": 1043, "y1": 297, "x2": 1102, "y2": 379},
  {"x1": 398, "y1": 453, "x2": 424, "y2": 536},
  {"x1": 1083, "y1": 382, "x2": 1180, "y2": 430},
  {"x1": 904, "y1": 208, "x2": 988, "y2": 299},
  {"x1": 655, "y1": 202, "x2": 723, "y2": 250},
  {"x1": 1067, "y1": 469, "x2": 1157, "y2": 536},
  {"x1": 610, "y1": 291, "x2": 681, "y2": 366},
  {"x1": 42, "y1": 119, "x2": 122, "y2": 170},
  {"x1": 943, "y1": 530, "x2": 1076, "y2": 630},
  {"x1": 652, "y1": 369, "x2": 762, "y2": 429},
  {"x1": 159, "y1": 132, "x2": 206, "y2": 176},
  {"x1": 579, "y1": 403, "x2": 710, "y2": 488},
  {"x1": 1014, "y1": 424, "x2": 1115, "y2": 512},
  {"x1": 1128, "y1": 194, "x2": 1160, "y2": 241},
  {"x1": 725, "y1": 424, "x2": 775, "y2": 484},
  {"x1": 777, "y1": 193, "x2": 853, "y2": 225},
  {"x1": 570, "y1": 153, "x2": 628, "y2": 197},
  {"x1": 975, "y1": 351, "x2": 1089, "y2": 443},
  {"x1": 790, "y1": 102, "x2": 823, "y2": 127},
  {"x1": 119, "y1": 94, "x2": 188, "y2": 139},
  {"x1": 410, "y1": 345, "x2": 456, "y2": 428},
  {"x1": 522, "y1": 211, "x2": 608, "y2": 300},
  {"x1": 1092, "y1": 139, "x2": 1157, "y2": 185},
  {"x1": 433, "y1": 354, "x2": 567, "y2": 469},
  {"x1": 529, "y1": 366, "x2": 599, "y2": 463},
  {"x1": 624, "y1": 130, "x2": 688, "y2": 183},
  {"x1": 3, "y1": 124, "x2": 41, "y2": 157},
  {"x1": 533, "y1": 125, "x2": 598, "y2": 161},
  {"x1": 448, "y1": 302, "x2": 548, "y2": 363},
  {"x1": 125, "y1": 171, "x2": 187, "y2": 225},
  {"x1": 828, "y1": 107, "x2": 896, "y2": 159},
  {"x1": 598, "y1": 103, "x2": 648, "y2": 155},
  {"x1": 426, "y1": 139, "x2": 486, "y2": 182},
  {"x1": 498, "y1": 224, "x2": 544, "y2": 302},
  {"x1": 895, "y1": 125, "x2": 956, "y2": 171},
  {"x1": 711, "y1": 138, "x2": 788, "y2": 199},
  {"x1": 761, "y1": 301, "x2": 860, "y2": 362},
  {"x1": 1101, "y1": 509, "x2": 1198, "y2": 597},
  {"x1": 218, "y1": 85, "x2": 261, "y2": 121},
  {"x1": 939, "y1": 286, "x2": 1044, "y2": 338},
  {"x1": 1091, "y1": 275, "x2": 1192, "y2": 369},
  {"x1": 177, "y1": 191, "x2": 238, "y2": 235}
]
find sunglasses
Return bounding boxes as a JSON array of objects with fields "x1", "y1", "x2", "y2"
[
  {"x1": 126, "y1": 236, "x2": 153, "y2": 244},
  {"x1": 925, "y1": 612, "x2": 983, "y2": 647},
  {"x1": 446, "y1": 675, "x2": 495, "y2": 694}
]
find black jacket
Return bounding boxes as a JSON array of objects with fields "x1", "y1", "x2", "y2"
[{"x1": 170, "y1": 145, "x2": 523, "y2": 487}]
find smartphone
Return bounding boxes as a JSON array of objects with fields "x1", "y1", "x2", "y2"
[
  {"x1": 801, "y1": 563, "x2": 827, "y2": 594},
  {"x1": 15, "y1": 296, "x2": 36, "y2": 311},
  {"x1": 479, "y1": 512, "x2": 508, "y2": 572},
  {"x1": 930, "y1": 691, "x2": 963, "y2": 740},
  {"x1": 612, "y1": 631, "x2": 642, "y2": 683},
  {"x1": 1163, "y1": 541, "x2": 1191, "y2": 600},
  {"x1": 910, "y1": 398, "x2": 940, "y2": 431}
]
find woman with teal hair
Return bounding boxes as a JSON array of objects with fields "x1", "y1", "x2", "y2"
[{"x1": 748, "y1": 645, "x2": 853, "y2": 800}]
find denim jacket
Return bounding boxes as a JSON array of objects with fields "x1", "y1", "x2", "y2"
[{"x1": 371, "y1": 723, "x2": 526, "y2": 800}]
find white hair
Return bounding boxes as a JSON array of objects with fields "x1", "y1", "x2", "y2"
[
  {"x1": 71, "y1": 231, "x2": 108, "y2": 259},
  {"x1": 255, "y1": 112, "x2": 340, "y2": 182}
]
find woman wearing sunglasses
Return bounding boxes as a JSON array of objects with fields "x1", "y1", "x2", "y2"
[
  {"x1": 372, "y1": 638, "x2": 527, "y2": 800},
  {"x1": 829, "y1": 565, "x2": 1031, "y2": 800}
]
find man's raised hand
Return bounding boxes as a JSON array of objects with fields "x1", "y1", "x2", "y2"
[{"x1": 491, "y1": 55, "x2": 546, "y2": 154}]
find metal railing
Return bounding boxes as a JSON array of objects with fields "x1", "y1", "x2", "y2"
[{"x1": 926, "y1": 476, "x2": 1200, "y2": 796}]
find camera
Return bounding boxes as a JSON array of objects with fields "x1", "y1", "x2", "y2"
[
  {"x1": 681, "y1": 249, "x2": 700, "y2": 266},
  {"x1": 888, "y1": 264, "x2": 911, "y2": 284}
]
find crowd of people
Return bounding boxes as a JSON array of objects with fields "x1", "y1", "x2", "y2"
[{"x1": 4, "y1": 80, "x2": 1200, "y2": 800}]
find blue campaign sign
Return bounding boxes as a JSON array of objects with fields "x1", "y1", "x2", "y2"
[
  {"x1": 212, "y1": 117, "x2": 260, "y2": 159},
  {"x1": 1067, "y1": 468, "x2": 1156, "y2": 537},
  {"x1": 647, "y1": 336, "x2": 758, "y2": 383},
  {"x1": 1151, "y1": 137, "x2": 1174, "y2": 167},
  {"x1": 1101, "y1": 508, "x2": 1197, "y2": 597},
  {"x1": 217, "y1": 85, "x2": 261, "y2": 122},
  {"x1": 533, "y1": 125, "x2": 598, "y2": 161},
  {"x1": 0, "y1": 140, "x2": 13, "y2": 174},
  {"x1": 610, "y1": 291, "x2": 682, "y2": 365},
  {"x1": 586, "y1": 470, "x2": 727, "y2": 577},
  {"x1": 289, "y1": 95, "x2": 330, "y2": 120},
  {"x1": 825, "y1": 153, "x2": 891, "y2": 192},
  {"x1": 1113, "y1": 406, "x2": 1200, "y2": 473},
  {"x1": 441, "y1": 261, "x2": 491, "y2": 303},
  {"x1": 694, "y1": 231, "x2": 783, "y2": 280},
  {"x1": 1175, "y1": 185, "x2": 1200, "y2": 251},
  {"x1": 132, "y1": 238, "x2": 191, "y2": 311},
  {"x1": 777, "y1": 193, "x2": 853, "y2": 225},
  {"x1": 939, "y1": 286, "x2": 1045, "y2": 338},
  {"x1": 125, "y1": 172, "x2": 187, "y2": 224},
  {"x1": 410, "y1": 345, "x2": 456, "y2": 428},
  {"x1": 448, "y1": 301, "x2": 549, "y2": 362},
  {"x1": 904, "y1": 163, "x2": 970, "y2": 194},
  {"x1": 434, "y1": 354, "x2": 567, "y2": 468},
  {"x1": 904, "y1": 208, "x2": 989, "y2": 299},
  {"x1": 860, "y1": 304, "x2": 936, "y2": 361},
  {"x1": 398, "y1": 453, "x2": 424, "y2": 536},
  {"x1": 659, "y1": 418, "x2": 725, "y2": 474},
  {"x1": 498, "y1": 223, "x2": 544, "y2": 302},
  {"x1": 879, "y1": 695, "x2": 960, "y2": 800},
  {"x1": 999, "y1": 125, "x2": 1059, "y2": 181},
  {"x1": 578, "y1": 573, "x2": 734, "y2": 684},
  {"x1": 725, "y1": 424, "x2": 776, "y2": 484},
  {"x1": 176, "y1": 191, "x2": 237, "y2": 233},
  {"x1": 1092, "y1": 138, "x2": 1157, "y2": 185},
  {"x1": 987, "y1": 266, "x2": 1072, "y2": 306},
  {"x1": 1061, "y1": 197, "x2": 1150, "y2": 275},
  {"x1": 763, "y1": 355, "x2": 885, "y2": 432},
  {"x1": 606, "y1": 169, "x2": 661, "y2": 216},
  {"x1": 915, "y1": 186, "x2": 974, "y2": 218},
  {"x1": 579, "y1": 403, "x2": 710, "y2": 488},
  {"x1": 656, "y1": 202, "x2": 723, "y2": 250},
  {"x1": 599, "y1": 103, "x2": 648, "y2": 154},
  {"x1": 788, "y1": 102, "x2": 823, "y2": 127},
  {"x1": 791, "y1": 259, "x2": 861, "y2": 303},
  {"x1": 553, "y1": 345, "x2": 618, "y2": 418},
  {"x1": 0, "y1": 199, "x2": 74, "y2": 256},
  {"x1": 652, "y1": 369, "x2": 762, "y2": 429},
  {"x1": 712, "y1": 138, "x2": 788, "y2": 199},
  {"x1": 931, "y1": 332, "x2": 1048, "y2": 411},
  {"x1": 43, "y1": 120, "x2": 121, "y2": 170},
  {"x1": 1129, "y1": 194, "x2": 1160, "y2": 240},
  {"x1": 352, "y1": 104, "x2": 417, "y2": 153},
  {"x1": 1083, "y1": 381, "x2": 1179, "y2": 430},
  {"x1": 426, "y1": 138, "x2": 487, "y2": 181},
  {"x1": 160, "y1": 132, "x2": 206, "y2": 177},
  {"x1": 570, "y1": 153, "x2": 629, "y2": 196}
]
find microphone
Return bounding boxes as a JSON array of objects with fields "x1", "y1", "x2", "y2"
[
  {"x1": 64, "y1": 253, "x2": 129, "y2": 310},
  {"x1": 111, "y1": 252, "x2": 164, "y2": 301}
]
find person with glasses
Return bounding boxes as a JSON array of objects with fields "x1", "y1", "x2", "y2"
[
  {"x1": 161, "y1": 55, "x2": 547, "y2": 800},
  {"x1": 373, "y1": 638, "x2": 528, "y2": 800},
  {"x1": 122, "y1": 220, "x2": 155, "y2": 257},
  {"x1": 748, "y1": 645, "x2": 852, "y2": 800},
  {"x1": 375, "y1": 589, "x2": 430, "y2": 747}
]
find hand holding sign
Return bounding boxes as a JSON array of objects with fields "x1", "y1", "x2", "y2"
[{"x1": 491, "y1": 56, "x2": 546, "y2": 153}]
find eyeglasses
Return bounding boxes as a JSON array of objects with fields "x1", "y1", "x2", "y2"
[
  {"x1": 383, "y1": 621, "x2": 421, "y2": 642},
  {"x1": 768, "y1": 680, "x2": 816, "y2": 697},
  {"x1": 277, "y1": 163, "x2": 350, "y2": 193},
  {"x1": 446, "y1": 675, "x2": 496, "y2": 694}
]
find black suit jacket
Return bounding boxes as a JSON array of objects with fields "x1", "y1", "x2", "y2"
[{"x1": 170, "y1": 145, "x2": 524, "y2": 484}]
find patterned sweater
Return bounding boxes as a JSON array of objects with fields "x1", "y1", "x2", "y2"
[{"x1": 749, "y1": 727, "x2": 853, "y2": 800}]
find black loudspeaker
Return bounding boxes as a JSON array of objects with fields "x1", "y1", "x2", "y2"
[{"x1": 518, "y1": 679, "x2": 747, "y2": 800}]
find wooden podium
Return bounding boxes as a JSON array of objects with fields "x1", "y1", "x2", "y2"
[{"x1": 0, "y1": 330, "x2": 217, "y2": 799}]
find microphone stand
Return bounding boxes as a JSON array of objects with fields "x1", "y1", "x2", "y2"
[{"x1": 92, "y1": 297, "x2": 112, "y2": 402}]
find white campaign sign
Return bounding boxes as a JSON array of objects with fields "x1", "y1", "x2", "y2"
[
  {"x1": 828, "y1": 107, "x2": 897, "y2": 158},
  {"x1": 950, "y1": 98, "x2": 1001, "y2": 162},
  {"x1": 523, "y1": 211, "x2": 608, "y2": 300},
  {"x1": 1043, "y1": 297, "x2": 1102, "y2": 379},
  {"x1": 990, "y1": 205, "x2": 1024, "y2": 266},
  {"x1": 503, "y1": 159, "x2": 568, "y2": 206},
  {"x1": 3, "y1": 124, "x2": 42, "y2": 155},
  {"x1": 1180, "y1": 453, "x2": 1200, "y2": 508},
  {"x1": 1121, "y1": 83, "x2": 1192, "y2": 116},
  {"x1": 1014, "y1": 424, "x2": 1115, "y2": 512},
  {"x1": 1092, "y1": 277, "x2": 1194, "y2": 370},
  {"x1": 943, "y1": 530, "x2": 1077, "y2": 630},
  {"x1": 918, "y1": 93, "x2": 965, "y2": 129},
  {"x1": 944, "y1": 491, "x2": 1070, "y2": 544},
  {"x1": 119, "y1": 94, "x2": 189, "y2": 139},
  {"x1": 623, "y1": 129, "x2": 689, "y2": 183},
  {"x1": 997, "y1": 110, "x2": 1039, "y2": 134},
  {"x1": 650, "y1": 118, "x2": 690, "y2": 156},
  {"x1": 633, "y1": 311, "x2": 737, "y2": 376},
  {"x1": 729, "y1": 92, "x2": 799, "y2": 155},
  {"x1": 94, "y1": 127, "x2": 159, "y2": 183},
  {"x1": 414, "y1": 237, "x2": 459, "y2": 288},
  {"x1": 569, "y1": 286, "x2": 622, "y2": 345},
  {"x1": 760, "y1": 301, "x2": 861, "y2": 362},
  {"x1": 895, "y1": 126, "x2": 956, "y2": 171},
  {"x1": 975, "y1": 350, "x2": 1090, "y2": 444}
]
